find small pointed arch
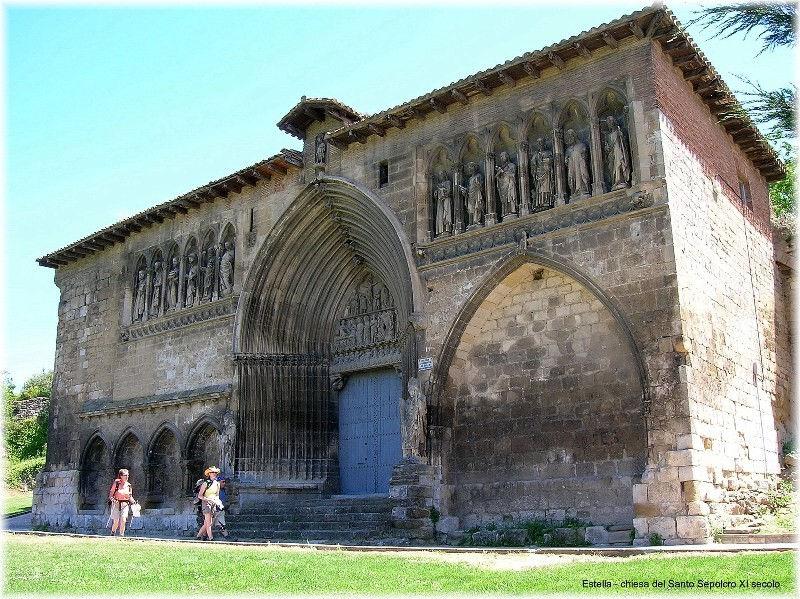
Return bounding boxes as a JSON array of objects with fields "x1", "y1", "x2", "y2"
[
  {"x1": 525, "y1": 111, "x2": 553, "y2": 144},
  {"x1": 220, "y1": 222, "x2": 236, "y2": 247},
  {"x1": 146, "y1": 422, "x2": 182, "y2": 508},
  {"x1": 489, "y1": 121, "x2": 518, "y2": 155},
  {"x1": 184, "y1": 414, "x2": 222, "y2": 495},
  {"x1": 457, "y1": 133, "x2": 485, "y2": 166},
  {"x1": 593, "y1": 85, "x2": 628, "y2": 116},
  {"x1": 112, "y1": 428, "x2": 145, "y2": 496},
  {"x1": 557, "y1": 98, "x2": 591, "y2": 128},
  {"x1": 426, "y1": 145, "x2": 453, "y2": 175},
  {"x1": 80, "y1": 431, "x2": 112, "y2": 509},
  {"x1": 146, "y1": 421, "x2": 183, "y2": 457}
]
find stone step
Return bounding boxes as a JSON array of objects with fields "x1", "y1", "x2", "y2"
[
  {"x1": 723, "y1": 527, "x2": 761, "y2": 534},
  {"x1": 231, "y1": 513, "x2": 390, "y2": 524},
  {"x1": 719, "y1": 532, "x2": 797, "y2": 544},
  {"x1": 227, "y1": 520, "x2": 389, "y2": 532},
  {"x1": 227, "y1": 528, "x2": 390, "y2": 541},
  {"x1": 607, "y1": 530, "x2": 633, "y2": 544}
]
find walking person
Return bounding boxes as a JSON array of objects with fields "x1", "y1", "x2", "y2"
[
  {"x1": 195, "y1": 466, "x2": 222, "y2": 541},
  {"x1": 108, "y1": 469, "x2": 136, "y2": 537}
]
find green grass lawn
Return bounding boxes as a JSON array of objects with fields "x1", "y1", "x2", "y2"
[
  {"x1": 4, "y1": 534, "x2": 794, "y2": 595},
  {"x1": 5, "y1": 491, "x2": 33, "y2": 516}
]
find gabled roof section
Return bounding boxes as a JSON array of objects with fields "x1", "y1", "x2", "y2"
[
  {"x1": 277, "y1": 97, "x2": 364, "y2": 139},
  {"x1": 325, "y1": 4, "x2": 783, "y2": 184},
  {"x1": 37, "y1": 149, "x2": 303, "y2": 269}
]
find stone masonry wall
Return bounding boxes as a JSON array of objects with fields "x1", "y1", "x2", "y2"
[
  {"x1": 446, "y1": 263, "x2": 646, "y2": 528},
  {"x1": 650, "y1": 43, "x2": 785, "y2": 538}
]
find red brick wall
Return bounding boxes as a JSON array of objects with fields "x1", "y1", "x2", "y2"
[{"x1": 652, "y1": 43, "x2": 773, "y2": 238}]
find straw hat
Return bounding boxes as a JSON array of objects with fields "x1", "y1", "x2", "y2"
[{"x1": 204, "y1": 466, "x2": 221, "y2": 477}]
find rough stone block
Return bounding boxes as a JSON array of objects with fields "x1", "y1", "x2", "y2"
[
  {"x1": 584, "y1": 525, "x2": 609, "y2": 545},
  {"x1": 687, "y1": 501, "x2": 710, "y2": 516},
  {"x1": 679, "y1": 466, "x2": 710, "y2": 482},
  {"x1": 436, "y1": 516, "x2": 459, "y2": 534},
  {"x1": 632, "y1": 517, "x2": 648, "y2": 537},
  {"x1": 676, "y1": 516, "x2": 710, "y2": 539},
  {"x1": 647, "y1": 517, "x2": 676, "y2": 539}
]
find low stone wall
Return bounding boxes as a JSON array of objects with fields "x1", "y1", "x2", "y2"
[
  {"x1": 32, "y1": 468, "x2": 199, "y2": 534},
  {"x1": 12, "y1": 396, "x2": 48, "y2": 419}
]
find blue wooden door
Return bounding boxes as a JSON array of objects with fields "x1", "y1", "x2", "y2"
[{"x1": 338, "y1": 369, "x2": 402, "y2": 494}]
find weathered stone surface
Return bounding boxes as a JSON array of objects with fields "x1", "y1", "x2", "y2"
[
  {"x1": 584, "y1": 525, "x2": 609, "y2": 546},
  {"x1": 32, "y1": 7, "x2": 791, "y2": 548}
]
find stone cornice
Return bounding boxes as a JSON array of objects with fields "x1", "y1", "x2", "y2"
[
  {"x1": 416, "y1": 185, "x2": 661, "y2": 271},
  {"x1": 79, "y1": 384, "x2": 231, "y2": 418},
  {"x1": 121, "y1": 294, "x2": 239, "y2": 342}
]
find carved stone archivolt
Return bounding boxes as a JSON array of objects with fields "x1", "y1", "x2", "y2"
[{"x1": 126, "y1": 224, "x2": 236, "y2": 331}]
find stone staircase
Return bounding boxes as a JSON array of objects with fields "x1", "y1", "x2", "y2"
[{"x1": 225, "y1": 495, "x2": 399, "y2": 543}]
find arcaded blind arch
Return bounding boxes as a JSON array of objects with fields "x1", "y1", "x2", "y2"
[
  {"x1": 80, "y1": 435, "x2": 111, "y2": 509},
  {"x1": 234, "y1": 176, "x2": 420, "y2": 483},
  {"x1": 441, "y1": 261, "x2": 647, "y2": 527}
]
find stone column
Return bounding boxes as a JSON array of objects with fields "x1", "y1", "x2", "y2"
[
  {"x1": 552, "y1": 127, "x2": 567, "y2": 206},
  {"x1": 484, "y1": 153, "x2": 497, "y2": 226},
  {"x1": 453, "y1": 166, "x2": 464, "y2": 233},
  {"x1": 426, "y1": 173, "x2": 435, "y2": 242},
  {"x1": 589, "y1": 96, "x2": 606, "y2": 196},
  {"x1": 518, "y1": 141, "x2": 531, "y2": 216}
]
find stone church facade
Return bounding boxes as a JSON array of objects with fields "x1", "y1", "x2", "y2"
[{"x1": 34, "y1": 6, "x2": 792, "y2": 545}]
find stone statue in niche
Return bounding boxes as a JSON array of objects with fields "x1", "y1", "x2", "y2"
[
  {"x1": 314, "y1": 133, "x2": 327, "y2": 165},
  {"x1": 495, "y1": 151, "x2": 518, "y2": 216},
  {"x1": 133, "y1": 269, "x2": 147, "y2": 321},
  {"x1": 402, "y1": 377, "x2": 427, "y2": 458},
  {"x1": 564, "y1": 129, "x2": 591, "y2": 199},
  {"x1": 603, "y1": 116, "x2": 631, "y2": 190},
  {"x1": 150, "y1": 260, "x2": 163, "y2": 316},
  {"x1": 530, "y1": 137, "x2": 554, "y2": 209},
  {"x1": 166, "y1": 257, "x2": 179, "y2": 310},
  {"x1": 202, "y1": 248, "x2": 216, "y2": 302},
  {"x1": 185, "y1": 253, "x2": 198, "y2": 307},
  {"x1": 460, "y1": 162, "x2": 485, "y2": 227},
  {"x1": 219, "y1": 242, "x2": 235, "y2": 296},
  {"x1": 433, "y1": 168, "x2": 453, "y2": 237}
]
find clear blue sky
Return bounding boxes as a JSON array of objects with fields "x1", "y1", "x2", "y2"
[{"x1": 4, "y1": 2, "x2": 794, "y2": 388}]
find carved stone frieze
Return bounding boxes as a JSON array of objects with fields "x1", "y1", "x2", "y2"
[
  {"x1": 121, "y1": 294, "x2": 239, "y2": 342},
  {"x1": 415, "y1": 188, "x2": 656, "y2": 269}
]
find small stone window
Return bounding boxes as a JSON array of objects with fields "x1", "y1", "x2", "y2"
[
  {"x1": 379, "y1": 160, "x2": 389, "y2": 188},
  {"x1": 738, "y1": 177, "x2": 752, "y2": 211}
]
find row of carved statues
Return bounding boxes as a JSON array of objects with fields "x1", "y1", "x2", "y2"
[
  {"x1": 333, "y1": 275, "x2": 398, "y2": 354},
  {"x1": 432, "y1": 115, "x2": 631, "y2": 237},
  {"x1": 132, "y1": 240, "x2": 235, "y2": 322}
]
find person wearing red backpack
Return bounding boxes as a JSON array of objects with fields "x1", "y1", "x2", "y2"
[{"x1": 108, "y1": 469, "x2": 136, "y2": 537}]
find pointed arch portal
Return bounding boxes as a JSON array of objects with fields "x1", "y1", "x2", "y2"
[{"x1": 235, "y1": 176, "x2": 420, "y2": 493}]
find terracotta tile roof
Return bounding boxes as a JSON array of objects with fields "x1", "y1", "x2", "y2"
[{"x1": 277, "y1": 97, "x2": 364, "y2": 139}]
